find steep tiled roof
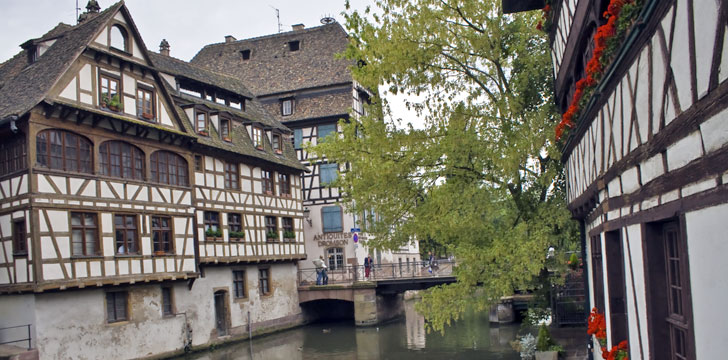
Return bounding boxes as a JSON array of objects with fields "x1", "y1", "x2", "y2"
[
  {"x1": 0, "y1": 2, "x2": 123, "y2": 119},
  {"x1": 190, "y1": 23, "x2": 353, "y2": 97}
]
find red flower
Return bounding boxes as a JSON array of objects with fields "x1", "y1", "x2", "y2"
[
  {"x1": 601, "y1": 347, "x2": 609, "y2": 359},
  {"x1": 537, "y1": 21, "x2": 543, "y2": 30},
  {"x1": 543, "y1": 4, "x2": 551, "y2": 14}
]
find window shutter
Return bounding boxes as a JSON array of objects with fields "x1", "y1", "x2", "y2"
[
  {"x1": 318, "y1": 124, "x2": 336, "y2": 141},
  {"x1": 294, "y1": 129, "x2": 302, "y2": 149},
  {"x1": 322, "y1": 206, "x2": 342, "y2": 232}
]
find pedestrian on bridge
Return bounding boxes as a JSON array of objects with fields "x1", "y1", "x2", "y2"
[
  {"x1": 364, "y1": 254, "x2": 373, "y2": 279},
  {"x1": 313, "y1": 256, "x2": 326, "y2": 285}
]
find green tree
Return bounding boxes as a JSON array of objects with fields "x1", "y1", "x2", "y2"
[{"x1": 311, "y1": 0, "x2": 578, "y2": 332}]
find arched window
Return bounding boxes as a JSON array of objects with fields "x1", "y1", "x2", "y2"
[
  {"x1": 36, "y1": 129, "x2": 92, "y2": 173},
  {"x1": 99, "y1": 141, "x2": 145, "y2": 180},
  {"x1": 326, "y1": 247, "x2": 344, "y2": 270},
  {"x1": 110, "y1": 25, "x2": 128, "y2": 52},
  {"x1": 150, "y1": 151, "x2": 188, "y2": 186}
]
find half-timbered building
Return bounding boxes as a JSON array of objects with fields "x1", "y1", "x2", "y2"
[
  {"x1": 507, "y1": 0, "x2": 728, "y2": 359},
  {"x1": 0, "y1": 2, "x2": 306, "y2": 358},
  {"x1": 191, "y1": 22, "x2": 421, "y2": 273}
]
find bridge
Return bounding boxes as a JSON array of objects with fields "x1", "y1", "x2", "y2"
[{"x1": 297, "y1": 261, "x2": 456, "y2": 326}]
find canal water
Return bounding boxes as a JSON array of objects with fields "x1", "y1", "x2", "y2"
[{"x1": 177, "y1": 301, "x2": 521, "y2": 360}]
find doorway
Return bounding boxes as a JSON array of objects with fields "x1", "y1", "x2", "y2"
[{"x1": 214, "y1": 290, "x2": 229, "y2": 336}]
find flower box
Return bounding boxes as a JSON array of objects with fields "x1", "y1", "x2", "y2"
[
  {"x1": 198, "y1": 130, "x2": 209, "y2": 136},
  {"x1": 206, "y1": 236, "x2": 222, "y2": 242},
  {"x1": 223, "y1": 136, "x2": 232, "y2": 142},
  {"x1": 256, "y1": 145, "x2": 264, "y2": 150},
  {"x1": 275, "y1": 149, "x2": 283, "y2": 154},
  {"x1": 535, "y1": 351, "x2": 558, "y2": 360},
  {"x1": 154, "y1": 250, "x2": 167, "y2": 256},
  {"x1": 142, "y1": 113, "x2": 154, "y2": 120}
]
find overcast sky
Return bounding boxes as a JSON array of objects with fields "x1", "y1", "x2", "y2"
[{"x1": 0, "y1": 0, "x2": 424, "y2": 127}]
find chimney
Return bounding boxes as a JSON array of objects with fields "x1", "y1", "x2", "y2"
[
  {"x1": 225, "y1": 35, "x2": 236, "y2": 43},
  {"x1": 78, "y1": 0, "x2": 101, "y2": 23},
  {"x1": 159, "y1": 39, "x2": 170, "y2": 56},
  {"x1": 292, "y1": 24, "x2": 305, "y2": 31}
]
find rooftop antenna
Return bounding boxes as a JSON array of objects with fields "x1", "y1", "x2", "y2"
[
  {"x1": 76, "y1": 0, "x2": 81, "y2": 24},
  {"x1": 320, "y1": 14, "x2": 336, "y2": 25},
  {"x1": 270, "y1": 6, "x2": 282, "y2": 33}
]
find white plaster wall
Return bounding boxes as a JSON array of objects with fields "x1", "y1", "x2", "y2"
[
  {"x1": 623, "y1": 224, "x2": 650, "y2": 360},
  {"x1": 685, "y1": 203, "x2": 728, "y2": 360},
  {"x1": 33, "y1": 285, "x2": 187, "y2": 359},
  {"x1": 179, "y1": 263, "x2": 302, "y2": 346},
  {"x1": 0, "y1": 294, "x2": 37, "y2": 348}
]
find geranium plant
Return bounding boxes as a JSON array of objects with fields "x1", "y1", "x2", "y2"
[
  {"x1": 555, "y1": 0, "x2": 644, "y2": 140},
  {"x1": 588, "y1": 308, "x2": 629, "y2": 360}
]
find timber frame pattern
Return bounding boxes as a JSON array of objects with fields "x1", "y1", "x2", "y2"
[{"x1": 0, "y1": 2, "x2": 306, "y2": 295}]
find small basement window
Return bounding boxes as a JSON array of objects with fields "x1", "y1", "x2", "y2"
[
  {"x1": 288, "y1": 41, "x2": 300, "y2": 52},
  {"x1": 241, "y1": 49, "x2": 251, "y2": 60}
]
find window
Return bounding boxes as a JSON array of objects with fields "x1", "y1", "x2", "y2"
[
  {"x1": 161, "y1": 287, "x2": 174, "y2": 316},
  {"x1": 259, "y1": 268, "x2": 270, "y2": 295},
  {"x1": 71, "y1": 212, "x2": 98, "y2": 256},
  {"x1": 282, "y1": 217, "x2": 294, "y2": 240},
  {"x1": 605, "y1": 230, "x2": 628, "y2": 345},
  {"x1": 150, "y1": 151, "x2": 188, "y2": 186},
  {"x1": 233, "y1": 270, "x2": 246, "y2": 298},
  {"x1": 36, "y1": 129, "x2": 92, "y2": 173},
  {"x1": 590, "y1": 235, "x2": 605, "y2": 312},
  {"x1": 281, "y1": 99, "x2": 294, "y2": 116},
  {"x1": 224, "y1": 162, "x2": 239, "y2": 190},
  {"x1": 322, "y1": 205, "x2": 342, "y2": 233},
  {"x1": 106, "y1": 291, "x2": 128, "y2": 323},
  {"x1": 220, "y1": 118, "x2": 231, "y2": 141},
  {"x1": 115, "y1": 214, "x2": 138, "y2": 255},
  {"x1": 152, "y1": 216, "x2": 172, "y2": 254},
  {"x1": 99, "y1": 141, "x2": 144, "y2": 181},
  {"x1": 240, "y1": 49, "x2": 251, "y2": 60},
  {"x1": 265, "y1": 216, "x2": 277, "y2": 242},
  {"x1": 110, "y1": 25, "x2": 128, "y2": 52},
  {"x1": 252, "y1": 127, "x2": 263, "y2": 148},
  {"x1": 293, "y1": 128, "x2": 302, "y2": 149},
  {"x1": 327, "y1": 247, "x2": 343, "y2": 270},
  {"x1": 99, "y1": 74, "x2": 120, "y2": 110},
  {"x1": 288, "y1": 40, "x2": 300, "y2": 52},
  {"x1": 228, "y1": 214, "x2": 243, "y2": 241},
  {"x1": 136, "y1": 87, "x2": 154, "y2": 120},
  {"x1": 319, "y1": 163, "x2": 338, "y2": 184},
  {"x1": 196, "y1": 111, "x2": 207, "y2": 134},
  {"x1": 204, "y1": 211, "x2": 220, "y2": 233},
  {"x1": 272, "y1": 134, "x2": 282, "y2": 153},
  {"x1": 12, "y1": 219, "x2": 26, "y2": 256},
  {"x1": 194, "y1": 155, "x2": 203, "y2": 171},
  {"x1": 279, "y1": 173, "x2": 291, "y2": 196},
  {"x1": 0, "y1": 136, "x2": 27, "y2": 176},
  {"x1": 645, "y1": 220, "x2": 696, "y2": 360},
  {"x1": 262, "y1": 170, "x2": 274, "y2": 194},
  {"x1": 318, "y1": 124, "x2": 336, "y2": 141}
]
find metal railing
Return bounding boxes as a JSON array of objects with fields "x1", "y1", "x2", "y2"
[
  {"x1": 0, "y1": 324, "x2": 32, "y2": 350},
  {"x1": 298, "y1": 260, "x2": 455, "y2": 286}
]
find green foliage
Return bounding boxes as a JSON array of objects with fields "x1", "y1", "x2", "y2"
[
  {"x1": 568, "y1": 253, "x2": 579, "y2": 270},
  {"x1": 283, "y1": 230, "x2": 296, "y2": 239},
  {"x1": 266, "y1": 231, "x2": 278, "y2": 240},
  {"x1": 205, "y1": 228, "x2": 222, "y2": 238},
  {"x1": 536, "y1": 325, "x2": 552, "y2": 351},
  {"x1": 229, "y1": 231, "x2": 245, "y2": 239},
  {"x1": 314, "y1": 0, "x2": 579, "y2": 332},
  {"x1": 101, "y1": 93, "x2": 123, "y2": 110}
]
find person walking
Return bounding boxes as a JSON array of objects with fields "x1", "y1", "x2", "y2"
[
  {"x1": 313, "y1": 255, "x2": 326, "y2": 285},
  {"x1": 364, "y1": 254, "x2": 373, "y2": 279}
]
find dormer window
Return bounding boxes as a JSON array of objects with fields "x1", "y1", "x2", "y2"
[
  {"x1": 252, "y1": 127, "x2": 264, "y2": 149},
  {"x1": 272, "y1": 134, "x2": 282, "y2": 154},
  {"x1": 136, "y1": 87, "x2": 154, "y2": 121},
  {"x1": 281, "y1": 98, "x2": 294, "y2": 116},
  {"x1": 196, "y1": 111, "x2": 208, "y2": 135},
  {"x1": 110, "y1": 24, "x2": 129, "y2": 52},
  {"x1": 220, "y1": 118, "x2": 231, "y2": 141},
  {"x1": 241, "y1": 49, "x2": 251, "y2": 60},
  {"x1": 288, "y1": 40, "x2": 300, "y2": 52}
]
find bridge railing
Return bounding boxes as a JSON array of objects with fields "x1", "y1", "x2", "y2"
[{"x1": 297, "y1": 260, "x2": 455, "y2": 287}]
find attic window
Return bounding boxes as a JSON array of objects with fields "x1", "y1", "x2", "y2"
[
  {"x1": 288, "y1": 41, "x2": 300, "y2": 52},
  {"x1": 281, "y1": 98, "x2": 294, "y2": 116},
  {"x1": 241, "y1": 49, "x2": 251, "y2": 60},
  {"x1": 110, "y1": 25, "x2": 129, "y2": 52}
]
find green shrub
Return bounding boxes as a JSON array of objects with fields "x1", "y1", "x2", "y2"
[{"x1": 536, "y1": 325, "x2": 553, "y2": 351}]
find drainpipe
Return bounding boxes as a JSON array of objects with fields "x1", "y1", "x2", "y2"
[{"x1": 580, "y1": 219, "x2": 593, "y2": 360}]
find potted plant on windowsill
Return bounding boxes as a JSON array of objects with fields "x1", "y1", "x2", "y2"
[
  {"x1": 534, "y1": 325, "x2": 562, "y2": 360},
  {"x1": 142, "y1": 113, "x2": 154, "y2": 120},
  {"x1": 229, "y1": 231, "x2": 245, "y2": 241},
  {"x1": 266, "y1": 231, "x2": 278, "y2": 242},
  {"x1": 101, "y1": 93, "x2": 123, "y2": 112},
  {"x1": 256, "y1": 145, "x2": 264, "y2": 150},
  {"x1": 198, "y1": 130, "x2": 209, "y2": 136},
  {"x1": 223, "y1": 136, "x2": 232, "y2": 142},
  {"x1": 274, "y1": 149, "x2": 283, "y2": 154},
  {"x1": 283, "y1": 230, "x2": 295, "y2": 242},
  {"x1": 205, "y1": 228, "x2": 222, "y2": 241},
  {"x1": 154, "y1": 250, "x2": 167, "y2": 256}
]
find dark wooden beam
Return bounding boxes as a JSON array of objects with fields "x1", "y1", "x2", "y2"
[{"x1": 502, "y1": 0, "x2": 544, "y2": 14}]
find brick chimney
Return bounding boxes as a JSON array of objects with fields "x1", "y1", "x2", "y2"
[
  {"x1": 225, "y1": 35, "x2": 236, "y2": 43},
  {"x1": 292, "y1": 24, "x2": 305, "y2": 31},
  {"x1": 159, "y1": 39, "x2": 170, "y2": 56}
]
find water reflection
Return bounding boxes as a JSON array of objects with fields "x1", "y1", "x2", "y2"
[{"x1": 176, "y1": 300, "x2": 520, "y2": 360}]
